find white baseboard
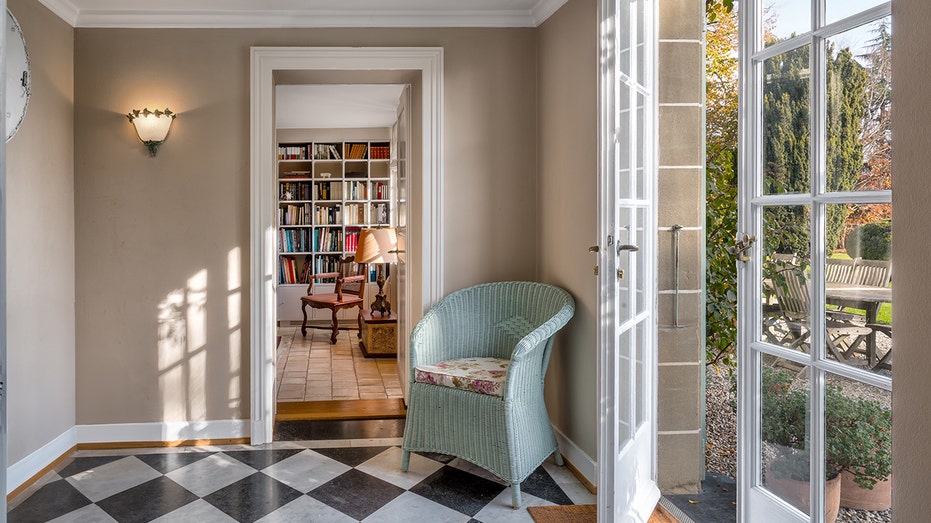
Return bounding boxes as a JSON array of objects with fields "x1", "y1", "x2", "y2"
[
  {"x1": 75, "y1": 419, "x2": 250, "y2": 444},
  {"x1": 553, "y1": 425, "x2": 597, "y2": 487},
  {"x1": 7, "y1": 427, "x2": 77, "y2": 495}
]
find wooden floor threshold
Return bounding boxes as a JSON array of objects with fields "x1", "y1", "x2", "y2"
[{"x1": 276, "y1": 398, "x2": 407, "y2": 421}]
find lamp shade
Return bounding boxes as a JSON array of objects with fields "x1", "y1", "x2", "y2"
[
  {"x1": 127, "y1": 108, "x2": 176, "y2": 156},
  {"x1": 355, "y1": 227, "x2": 398, "y2": 264}
]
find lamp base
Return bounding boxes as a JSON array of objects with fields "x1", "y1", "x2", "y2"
[{"x1": 370, "y1": 293, "x2": 392, "y2": 316}]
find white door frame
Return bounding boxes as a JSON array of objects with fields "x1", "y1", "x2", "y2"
[
  {"x1": 249, "y1": 47, "x2": 444, "y2": 444},
  {"x1": 597, "y1": 0, "x2": 660, "y2": 520}
]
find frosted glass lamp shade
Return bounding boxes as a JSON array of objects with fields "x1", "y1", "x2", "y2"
[
  {"x1": 127, "y1": 107, "x2": 176, "y2": 156},
  {"x1": 355, "y1": 228, "x2": 398, "y2": 264}
]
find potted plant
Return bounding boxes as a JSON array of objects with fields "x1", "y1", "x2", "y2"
[
  {"x1": 761, "y1": 369, "x2": 841, "y2": 522},
  {"x1": 825, "y1": 388, "x2": 892, "y2": 511},
  {"x1": 760, "y1": 368, "x2": 892, "y2": 518}
]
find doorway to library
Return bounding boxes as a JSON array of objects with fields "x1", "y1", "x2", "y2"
[
  {"x1": 274, "y1": 83, "x2": 408, "y2": 422},
  {"x1": 249, "y1": 47, "x2": 445, "y2": 444}
]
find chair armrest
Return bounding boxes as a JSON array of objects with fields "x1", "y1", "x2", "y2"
[{"x1": 305, "y1": 272, "x2": 341, "y2": 295}]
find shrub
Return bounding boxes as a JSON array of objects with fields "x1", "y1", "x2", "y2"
[{"x1": 845, "y1": 220, "x2": 891, "y2": 260}]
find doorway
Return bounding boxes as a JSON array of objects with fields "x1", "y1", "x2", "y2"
[{"x1": 249, "y1": 47, "x2": 444, "y2": 445}]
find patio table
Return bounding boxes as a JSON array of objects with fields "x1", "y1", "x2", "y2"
[{"x1": 825, "y1": 283, "x2": 892, "y2": 368}]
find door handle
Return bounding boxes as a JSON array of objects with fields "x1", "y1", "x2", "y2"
[
  {"x1": 617, "y1": 244, "x2": 639, "y2": 254},
  {"x1": 588, "y1": 245, "x2": 600, "y2": 253}
]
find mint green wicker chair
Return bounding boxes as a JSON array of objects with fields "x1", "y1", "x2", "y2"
[{"x1": 400, "y1": 281, "x2": 575, "y2": 508}]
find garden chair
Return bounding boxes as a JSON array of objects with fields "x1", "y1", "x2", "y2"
[
  {"x1": 852, "y1": 259, "x2": 891, "y2": 288},
  {"x1": 400, "y1": 281, "x2": 575, "y2": 508},
  {"x1": 825, "y1": 257, "x2": 858, "y2": 284}
]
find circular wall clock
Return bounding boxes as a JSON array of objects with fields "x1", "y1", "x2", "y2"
[{"x1": 6, "y1": 9, "x2": 30, "y2": 142}]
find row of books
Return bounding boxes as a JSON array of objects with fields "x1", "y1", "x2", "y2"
[
  {"x1": 280, "y1": 182, "x2": 312, "y2": 201},
  {"x1": 316, "y1": 204, "x2": 342, "y2": 225},
  {"x1": 279, "y1": 228, "x2": 312, "y2": 253},
  {"x1": 278, "y1": 146, "x2": 307, "y2": 160},
  {"x1": 344, "y1": 204, "x2": 367, "y2": 225},
  {"x1": 313, "y1": 143, "x2": 342, "y2": 160},
  {"x1": 280, "y1": 256, "x2": 311, "y2": 284},
  {"x1": 345, "y1": 143, "x2": 368, "y2": 159},
  {"x1": 314, "y1": 227, "x2": 344, "y2": 252},
  {"x1": 315, "y1": 182, "x2": 342, "y2": 200},
  {"x1": 372, "y1": 181, "x2": 389, "y2": 200},
  {"x1": 279, "y1": 203, "x2": 311, "y2": 226},
  {"x1": 346, "y1": 181, "x2": 368, "y2": 200},
  {"x1": 370, "y1": 145, "x2": 390, "y2": 160}
]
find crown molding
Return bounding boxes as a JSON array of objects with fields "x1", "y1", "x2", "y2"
[
  {"x1": 37, "y1": 0, "x2": 80, "y2": 26},
  {"x1": 39, "y1": 6, "x2": 550, "y2": 28},
  {"x1": 531, "y1": 0, "x2": 569, "y2": 26}
]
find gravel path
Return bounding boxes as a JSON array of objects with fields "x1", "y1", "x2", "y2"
[{"x1": 704, "y1": 366, "x2": 891, "y2": 522}]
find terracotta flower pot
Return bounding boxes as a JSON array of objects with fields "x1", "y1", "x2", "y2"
[
  {"x1": 840, "y1": 470, "x2": 892, "y2": 511},
  {"x1": 768, "y1": 473, "x2": 841, "y2": 523}
]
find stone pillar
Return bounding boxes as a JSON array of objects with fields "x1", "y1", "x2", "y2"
[{"x1": 656, "y1": 0, "x2": 706, "y2": 493}]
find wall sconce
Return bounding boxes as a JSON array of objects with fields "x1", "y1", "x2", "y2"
[{"x1": 126, "y1": 108, "x2": 176, "y2": 156}]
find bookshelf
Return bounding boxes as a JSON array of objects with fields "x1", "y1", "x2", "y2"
[{"x1": 276, "y1": 138, "x2": 393, "y2": 322}]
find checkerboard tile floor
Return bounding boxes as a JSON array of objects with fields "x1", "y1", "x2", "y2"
[{"x1": 8, "y1": 441, "x2": 595, "y2": 522}]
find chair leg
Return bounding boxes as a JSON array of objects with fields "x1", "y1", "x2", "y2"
[
  {"x1": 330, "y1": 309, "x2": 339, "y2": 344},
  {"x1": 400, "y1": 449, "x2": 411, "y2": 472},
  {"x1": 510, "y1": 483, "x2": 521, "y2": 508},
  {"x1": 554, "y1": 450, "x2": 564, "y2": 466},
  {"x1": 301, "y1": 302, "x2": 309, "y2": 337},
  {"x1": 356, "y1": 308, "x2": 363, "y2": 339}
]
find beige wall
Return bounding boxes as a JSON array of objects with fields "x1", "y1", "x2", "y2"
[
  {"x1": 6, "y1": 0, "x2": 75, "y2": 463},
  {"x1": 891, "y1": 0, "x2": 931, "y2": 519},
  {"x1": 73, "y1": 28, "x2": 538, "y2": 424},
  {"x1": 537, "y1": 0, "x2": 599, "y2": 459}
]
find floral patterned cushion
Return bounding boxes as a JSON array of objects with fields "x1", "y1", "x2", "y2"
[{"x1": 414, "y1": 357, "x2": 510, "y2": 397}]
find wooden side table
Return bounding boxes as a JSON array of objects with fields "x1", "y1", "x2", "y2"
[{"x1": 360, "y1": 310, "x2": 398, "y2": 357}]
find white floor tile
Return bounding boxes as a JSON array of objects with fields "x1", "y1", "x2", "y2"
[
  {"x1": 150, "y1": 499, "x2": 238, "y2": 522},
  {"x1": 262, "y1": 449, "x2": 351, "y2": 493},
  {"x1": 362, "y1": 491, "x2": 472, "y2": 523},
  {"x1": 65, "y1": 456, "x2": 162, "y2": 502},
  {"x1": 256, "y1": 496, "x2": 357, "y2": 523},
  {"x1": 472, "y1": 490, "x2": 555, "y2": 523},
  {"x1": 165, "y1": 453, "x2": 256, "y2": 497},
  {"x1": 356, "y1": 447, "x2": 443, "y2": 489},
  {"x1": 48, "y1": 504, "x2": 119, "y2": 523}
]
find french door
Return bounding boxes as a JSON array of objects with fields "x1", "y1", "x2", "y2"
[
  {"x1": 737, "y1": 1, "x2": 893, "y2": 521},
  {"x1": 392, "y1": 84, "x2": 412, "y2": 400},
  {"x1": 597, "y1": 0, "x2": 659, "y2": 520}
]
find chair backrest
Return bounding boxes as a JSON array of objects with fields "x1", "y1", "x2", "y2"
[
  {"x1": 852, "y1": 259, "x2": 891, "y2": 288},
  {"x1": 771, "y1": 253, "x2": 797, "y2": 264},
  {"x1": 825, "y1": 257, "x2": 858, "y2": 284},
  {"x1": 772, "y1": 269, "x2": 810, "y2": 320},
  {"x1": 336, "y1": 256, "x2": 367, "y2": 299}
]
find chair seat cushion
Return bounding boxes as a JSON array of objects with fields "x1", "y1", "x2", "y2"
[
  {"x1": 414, "y1": 357, "x2": 509, "y2": 397},
  {"x1": 301, "y1": 293, "x2": 362, "y2": 305}
]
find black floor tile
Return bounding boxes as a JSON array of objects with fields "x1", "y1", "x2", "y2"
[
  {"x1": 311, "y1": 446, "x2": 390, "y2": 467},
  {"x1": 274, "y1": 418, "x2": 405, "y2": 441},
  {"x1": 665, "y1": 472, "x2": 737, "y2": 523},
  {"x1": 135, "y1": 451, "x2": 214, "y2": 474},
  {"x1": 520, "y1": 465, "x2": 573, "y2": 505},
  {"x1": 307, "y1": 469, "x2": 405, "y2": 520},
  {"x1": 8, "y1": 479, "x2": 92, "y2": 522},
  {"x1": 222, "y1": 448, "x2": 303, "y2": 470},
  {"x1": 56, "y1": 455, "x2": 126, "y2": 478},
  {"x1": 97, "y1": 476, "x2": 198, "y2": 523},
  {"x1": 203, "y1": 472, "x2": 303, "y2": 523},
  {"x1": 409, "y1": 465, "x2": 506, "y2": 516}
]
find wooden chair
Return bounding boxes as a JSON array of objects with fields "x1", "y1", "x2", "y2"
[
  {"x1": 768, "y1": 269, "x2": 872, "y2": 366},
  {"x1": 300, "y1": 256, "x2": 368, "y2": 344},
  {"x1": 825, "y1": 257, "x2": 858, "y2": 284},
  {"x1": 852, "y1": 259, "x2": 891, "y2": 288}
]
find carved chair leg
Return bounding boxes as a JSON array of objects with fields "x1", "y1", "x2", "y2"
[
  {"x1": 357, "y1": 308, "x2": 363, "y2": 339},
  {"x1": 301, "y1": 302, "x2": 309, "y2": 337},
  {"x1": 330, "y1": 309, "x2": 339, "y2": 344}
]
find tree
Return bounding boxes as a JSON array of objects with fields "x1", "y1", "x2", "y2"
[{"x1": 705, "y1": 2, "x2": 739, "y2": 368}]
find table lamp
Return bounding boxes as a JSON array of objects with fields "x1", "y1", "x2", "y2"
[{"x1": 355, "y1": 227, "x2": 398, "y2": 316}]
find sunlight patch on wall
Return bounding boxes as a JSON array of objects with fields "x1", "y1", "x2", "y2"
[
  {"x1": 157, "y1": 269, "x2": 209, "y2": 422},
  {"x1": 228, "y1": 248, "x2": 242, "y2": 410}
]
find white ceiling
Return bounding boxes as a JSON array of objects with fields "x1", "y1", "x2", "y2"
[
  {"x1": 275, "y1": 84, "x2": 405, "y2": 130},
  {"x1": 37, "y1": 0, "x2": 568, "y2": 28}
]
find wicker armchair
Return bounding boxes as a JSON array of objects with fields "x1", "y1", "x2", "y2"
[{"x1": 400, "y1": 281, "x2": 575, "y2": 508}]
